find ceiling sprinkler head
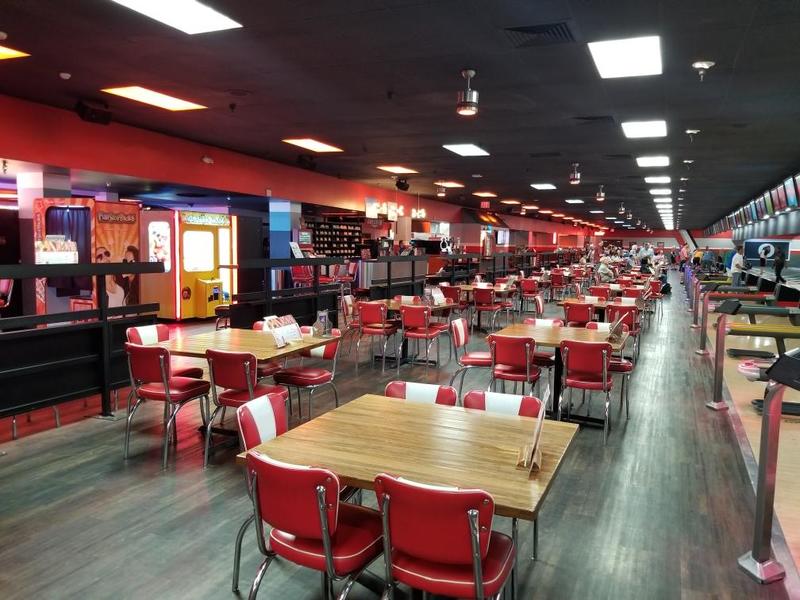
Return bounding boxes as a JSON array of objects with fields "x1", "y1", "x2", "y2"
[{"x1": 692, "y1": 60, "x2": 715, "y2": 82}]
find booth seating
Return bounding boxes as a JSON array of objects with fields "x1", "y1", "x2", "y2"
[{"x1": 374, "y1": 473, "x2": 515, "y2": 600}]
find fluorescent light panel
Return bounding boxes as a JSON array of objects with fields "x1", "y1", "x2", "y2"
[
  {"x1": 282, "y1": 138, "x2": 343, "y2": 153},
  {"x1": 589, "y1": 210, "x2": 604, "y2": 214},
  {"x1": 621, "y1": 120, "x2": 667, "y2": 138},
  {"x1": 433, "y1": 180, "x2": 464, "y2": 188},
  {"x1": 102, "y1": 86, "x2": 206, "y2": 110},
  {"x1": 442, "y1": 143, "x2": 489, "y2": 157},
  {"x1": 636, "y1": 155, "x2": 670, "y2": 167},
  {"x1": 523, "y1": 205, "x2": 539, "y2": 210},
  {"x1": 530, "y1": 183, "x2": 556, "y2": 190},
  {"x1": 645, "y1": 176, "x2": 671, "y2": 184},
  {"x1": 587, "y1": 36, "x2": 662, "y2": 79},
  {"x1": 0, "y1": 45, "x2": 30, "y2": 60},
  {"x1": 565, "y1": 199, "x2": 584, "y2": 204},
  {"x1": 377, "y1": 165, "x2": 417, "y2": 174},
  {"x1": 500, "y1": 200, "x2": 521, "y2": 205},
  {"x1": 472, "y1": 191, "x2": 497, "y2": 198},
  {"x1": 653, "y1": 197, "x2": 672, "y2": 203},
  {"x1": 109, "y1": 0, "x2": 242, "y2": 34},
  {"x1": 650, "y1": 188, "x2": 671, "y2": 195}
]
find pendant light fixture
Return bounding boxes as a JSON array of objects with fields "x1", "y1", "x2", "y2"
[
  {"x1": 626, "y1": 210, "x2": 633, "y2": 220},
  {"x1": 569, "y1": 163, "x2": 581, "y2": 185},
  {"x1": 411, "y1": 193, "x2": 426, "y2": 220},
  {"x1": 436, "y1": 186, "x2": 446, "y2": 198},
  {"x1": 456, "y1": 69, "x2": 479, "y2": 117},
  {"x1": 618, "y1": 202, "x2": 625, "y2": 215},
  {"x1": 596, "y1": 184, "x2": 605, "y2": 201}
]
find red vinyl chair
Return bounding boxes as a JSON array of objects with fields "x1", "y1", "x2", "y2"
[
  {"x1": 472, "y1": 287, "x2": 503, "y2": 333},
  {"x1": 0, "y1": 278, "x2": 13, "y2": 309},
  {"x1": 559, "y1": 339, "x2": 613, "y2": 443},
  {"x1": 205, "y1": 349, "x2": 289, "y2": 467},
  {"x1": 647, "y1": 279, "x2": 664, "y2": 319},
  {"x1": 522, "y1": 317, "x2": 563, "y2": 408},
  {"x1": 449, "y1": 317, "x2": 492, "y2": 399},
  {"x1": 520, "y1": 278, "x2": 539, "y2": 314},
  {"x1": 549, "y1": 271, "x2": 567, "y2": 301},
  {"x1": 622, "y1": 287, "x2": 644, "y2": 299},
  {"x1": 251, "y1": 321, "x2": 287, "y2": 380},
  {"x1": 586, "y1": 322, "x2": 633, "y2": 419},
  {"x1": 463, "y1": 390, "x2": 543, "y2": 418},
  {"x1": 374, "y1": 473, "x2": 514, "y2": 599},
  {"x1": 273, "y1": 327, "x2": 341, "y2": 421},
  {"x1": 124, "y1": 343, "x2": 211, "y2": 469},
  {"x1": 440, "y1": 284, "x2": 470, "y2": 321},
  {"x1": 384, "y1": 380, "x2": 457, "y2": 406},
  {"x1": 399, "y1": 304, "x2": 448, "y2": 376},
  {"x1": 563, "y1": 301, "x2": 595, "y2": 328},
  {"x1": 588, "y1": 285, "x2": 611, "y2": 300},
  {"x1": 486, "y1": 334, "x2": 541, "y2": 395},
  {"x1": 356, "y1": 301, "x2": 400, "y2": 374},
  {"x1": 231, "y1": 394, "x2": 289, "y2": 594},
  {"x1": 339, "y1": 294, "x2": 361, "y2": 356},
  {"x1": 607, "y1": 303, "x2": 642, "y2": 362},
  {"x1": 245, "y1": 452, "x2": 383, "y2": 600}
]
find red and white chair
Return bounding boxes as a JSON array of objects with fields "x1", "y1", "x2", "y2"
[
  {"x1": 374, "y1": 473, "x2": 514, "y2": 599},
  {"x1": 339, "y1": 294, "x2": 361, "y2": 356},
  {"x1": 486, "y1": 334, "x2": 541, "y2": 395},
  {"x1": 231, "y1": 394, "x2": 288, "y2": 593},
  {"x1": 399, "y1": 304, "x2": 448, "y2": 376},
  {"x1": 384, "y1": 381, "x2": 457, "y2": 406},
  {"x1": 563, "y1": 301, "x2": 594, "y2": 328},
  {"x1": 559, "y1": 339, "x2": 613, "y2": 443},
  {"x1": 205, "y1": 349, "x2": 289, "y2": 467},
  {"x1": 245, "y1": 452, "x2": 383, "y2": 600},
  {"x1": 124, "y1": 343, "x2": 211, "y2": 468},
  {"x1": 463, "y1": 390, "x2": 543, "y2": 417},
  {"x1": 356, "y1": 301, "x2": 400, "y2": 374},
  {"x1": 607, "y1": 303, "x2": 642, "y2": 362},
  {"x1": 472, "y1": 287, "x2": 503, "y2": 333},
  {"x1": 586, "y1": 322, "x2": 633, "y2": 419},
  {"x1": 588, "y1": 285, "x2": 610, "y2": 300},
  {"x1": 449, "y1": 317, "x2": 492, "y2": 399},
  {"x1": 273, "y1": 327, "x2": 341, "y2": 421},
  {"x1": 549, "y1": 271, "x2": 567, "y2": 301},
  {"x1": 520, "y1": 279, "x2": 539, "y2": 314}
]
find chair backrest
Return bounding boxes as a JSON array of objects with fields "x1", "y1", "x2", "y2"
[
  {"x1": 588, "y1": 286, "x2": 610, "y2": 299},
  {"x1": 462, "y1": 390, "x2": 543, "y2": 417},
  {"x1": 564, "y1": 302, "x2": 594, "y2": 323},
  {"x1": 384, "y1": 381, "x2": 458, "y2": 406},
  {"x1": 237, "y1": 394, "x2": 288, "y2": 450},
  {"x1": 358, "y1": 301, "x2": 389, "y2": 327},
  {"x1": 473, "y1": 287, "x2": 495, "y2": 306},
  {"x1": 486, "y1": 334, "x2": 534, "y2": 369},
  {"x1": 290, "y1": 265, "x2": 311, "y2": 281},
  {"x1": 623, "y1": 287, "x2": 643, "y2": 298},
  {"x1": 450, "y1": 317, "x2": 470, "y2": 350},
  {"x1": 125, "y1": 342, "x2": 170, "y2": 384},
  {"x1": 521, "y1": 279, "x2": 538, "y2": 294},
  {"x1": 440, "y1": 285, "x2": 461, "y2": 304},
  {"x1": 551, "y1": 273, "x2": 565, "y2": 285},
  {"x1": 373, "y1": 473, "x2": 493, "y2": 565},
  {"x1": 126, "y1": 323, "x2": 170, "y2": 344},
  {"x1": 649, "y1": 280, "x2": 662, "y2": 294},
  {"x1": 340, "y1": 294, "x2": 357, "y2": 321},
  {"x1": 560, "y1": 340, "x2": 611, "y2": 382},
  {"x1": 394, "y1": 295, "x2": 421, "y2": 304},
  {"x1": 247, "y1": 451, "x2": 340, "y2": 540},
  {"x1": 206, "y1": 348, "x2": 257, "y2": 391},
  {"x1": 400, "y1": 304, "x2": 431, "y2": 330},
  {"x1": 0, "y1": 278, "x2": 13, "y2": 302},
  {"x1": 522, "y1": 317, "x2": 563, "y2": 326},
  {"x1": 299, "y1": 326, "x2": 341, "y2": 360},
  {"x1": 607, "y1": 304, "x2": 639, "y2": 329},
  {"x1": 347, "y1": 260, "x2": 359, "y2": 277}
]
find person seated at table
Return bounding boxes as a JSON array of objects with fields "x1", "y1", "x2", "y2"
[
  {"x1": 639, "y1": 257, "x2": 653, "y2": 275},
  {"x1": 597, "y1": 258, "x2": 614, "y2": 283}
]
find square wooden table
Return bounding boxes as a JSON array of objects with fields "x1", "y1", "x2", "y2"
[
  {"x1": 495, "y1": 322, "x2": 628, "y2": 351},
  {"x1": 237, "y1": 393, "x2": 578, "y2": 521},
  {"x1": 150, "y1": 328, "x2": 333, "y2": 362}
]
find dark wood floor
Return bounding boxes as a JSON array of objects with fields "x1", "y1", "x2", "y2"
[{"x1": 0, "y1": 272, "x2": 792, "y2": 599}]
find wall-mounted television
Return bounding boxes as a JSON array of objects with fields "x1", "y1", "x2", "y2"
[
  {"x1": 765, "y1": 191, "x2": 774, "y2": 215},
  {"x1": 786, "y1": 177, "x2": 799, "y2": 208},
  {"x1": 750, "y1": 201, "x2": 758, "y2": 221},
  {"x1": 775, "y1": 186, "x2": 787, "y2": 211},
  {"x1": 755, "y1": 197, "x2": 765, "y2": 218}
]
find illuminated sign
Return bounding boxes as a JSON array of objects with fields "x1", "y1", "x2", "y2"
[{"x1": 180, "y1": 211, "x2": 230, "y2": 227}]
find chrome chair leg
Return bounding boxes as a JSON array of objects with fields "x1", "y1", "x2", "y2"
[
  {"x1": 603, "y1": 391, "x2": 611, "y2": 445},
  {"x1": 123, "y1": 398, "x2": 145, "y2": 459},
  {"x1": 204, "y1": 405, "x2": 223, "y2": 468},
  {"x1": 330, "y1": 382, "x2": 339, "y2": 408},
  {"x1": 247, "y1": 554, "x2": 275, "y2": 600},
  {"x1": 232, "y1": 513, "x2": 255, "y2": 592}
]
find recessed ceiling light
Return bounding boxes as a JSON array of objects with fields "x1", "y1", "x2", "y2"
[
  {"x1": 680, "y1": 177, "x2": 689, "y2": 181},
  {"x1": 0, "y1": 44, "x2": 30, "y2": 60},
  {"x1": 522, "y1": 204, "x2": 539, "y2": 210},
  {"x1": 472, "y1": 191, "x2": 497, "y2": 198},
  {"x1": 471, "y1": 174, "x2": 483, "y2": 178},
  {"x1": 565, "y1": 199, "x2": 584, "y2": 204},
  {"x1": 433, "y1": 180, "x2": 464, "y2": 188},
  {"x1": 654, "y1": 198, "x2": 672, "y2": 204},
  {"x1": 587, "y1": 36, "x2": 662, "y2": 79},
  {"x1": 649, "y1": 188, "x2": 671, "y2": 195},
  {"x1": 589, "y1": 210, "x2": 604, "y2": 214},
  {"x1": 500, "y1": 199, "x2": 521, "y2": 205},
  {"x1": 101, "y1": 86, "x2": 206, "y2": 110},
  {"x1": 282, "y1": 138, "x2": 343, "y2": 153},
  {"x1": 538, "y1": 209, "x2": 554, "y2": 214},
  {"x1": 531, "y1": 183, "x2": 556, "y2": 190},
  {"x1": 621, "y1": 120, "x2": 667, "y2": 138},
  {"x1": 605, "y1": 216, "x2": 616, "y2": 220},
  {"x1": 645, "y1": 176, "x2": 671, "y2": 184},
  {"x1": 377, "y1": 165, "x2": 418, "y2": 174},
  {"x1": 613, "y1": 220, "x2": 625, "y2": 223},
  {"x1": 443, "y1": 143, "x2": 489, "y2": 157},
  {"x1": 678, "y1": 188, "x2": 686, "y2": 193},
  {"x1": 109, "y1": 0, "x2": 242, "y2": 34},
  {"x1": 636, "y1": 155, "x2": 670, "y2": 167},
  {"x1": 683, "y1": 159, "x2": 694, "y2": 164},
  {"x1": 552, "y1": 213, "x2": 565, "y2": 217}
]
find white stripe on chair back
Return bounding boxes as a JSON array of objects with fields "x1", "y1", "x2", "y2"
[
  {"x1": 403, "y1": 381, "x2": 442, "y2": 404},
  {"x1": 484, "y1": 391, "x2": 525, "y2": 415},
  {"x1": 450, "y1": 318, "x2": 469, "y2": 349},
  {"x1": 128, "y1": 324, "x2": 163, "y2": 345}
]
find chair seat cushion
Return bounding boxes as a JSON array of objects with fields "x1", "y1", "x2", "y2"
[
  {"x1": 492, "y1": 364, "x2": 541, "y2": 382},
  {"x1": 475, "y1": 304, "x2": 503, "y2": 312},
  {"x1": 609, "y1": 358, "x2": 633, "y2": 373},
  {"x1": 139, "y1": 377, "x2": 210, "y2": 402},
  {"x1": 218, "y1": 383, "x2": 288, "y2": 407},
  {"x1": 256, "y1": 360, "x2": 283, "y2": 379},
  {"x1": 460, "y1": 351, "x2": 492, "y2": 367},
  {"x1": 269, "y1": 504, "x2": 383, "y2": 576},
  {"x1": 404, "y1": 325, "x2": 447, "y2": 339},
  {"x1": 173, "y1": 366, "x2": 204, "y2": 379},
  {"x1": 274, "y1": 367, "x2": 333, "y2": 387},
  {"x1": 391, "y1": 531, "x2": 514, "y2": 598},
  {"x1": 362, "y1": 324, "x2": 399, "y2": 336},
  {"x1": 565, "y1": 374, "x2": 612, "y2": 391}
]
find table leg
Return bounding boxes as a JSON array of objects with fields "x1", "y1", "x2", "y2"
[{"x1": 552, "y1": 349, "x2": 563, "y2": 420}]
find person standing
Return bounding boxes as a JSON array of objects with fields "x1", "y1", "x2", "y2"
[
  {"x1": 774, "y1": 247, "x2": 787, "y2": 283},
  {"x1": 701, "y1": 246, "x2": 715, "y2": 270},
  {"x1": 730, "y1": 245, "x2": 745, "y2": 287},
  {"x1": 759, "y1": 246, "x2": 769, "y2": 268}
]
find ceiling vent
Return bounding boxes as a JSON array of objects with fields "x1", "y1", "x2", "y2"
[{"x1": 504, "y1": 22, "x2": 576, "y2": 48}]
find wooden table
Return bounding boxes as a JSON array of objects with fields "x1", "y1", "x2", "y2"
[
  {"x1": 557, "y1": 297, "x2": 646, "y2": 312},
  {"x1": 237, "y1": 393, "x2": 578, "y2": 520},
  {"x1": 459, "y1": 284, "x2": 517, "y2": 294},
  {"x1": 377, "y1": 298, "x2": 456, "y2": 313},
  {"x1": 151, "y1": 328, "x2": 332, "y2": 361}
]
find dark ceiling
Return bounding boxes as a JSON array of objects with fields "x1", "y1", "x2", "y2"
[{"x1": 1, "y1": 0, "x2": 800, "y2": 229}]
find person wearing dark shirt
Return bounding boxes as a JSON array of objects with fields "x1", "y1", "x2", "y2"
[{"x1": 774, "y1": 247, "x2": 787, "y2": 283}]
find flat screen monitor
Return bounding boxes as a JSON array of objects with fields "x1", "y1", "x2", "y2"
[
  {"x1": 765, "y1": 192, "x2": 774, "y2": 215},
  {"x1": 750, "y1": 202, "x2": 758, "y2": 221},
  {"x1": 755, "y1": 197, "x2": 765, "y2": 218},
  {"x1": 786, "y1": 177, "x2": 799, "y2": 208},
  {"x1": 775, "y1": 186, "x2": 787, "y2": 211}
]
